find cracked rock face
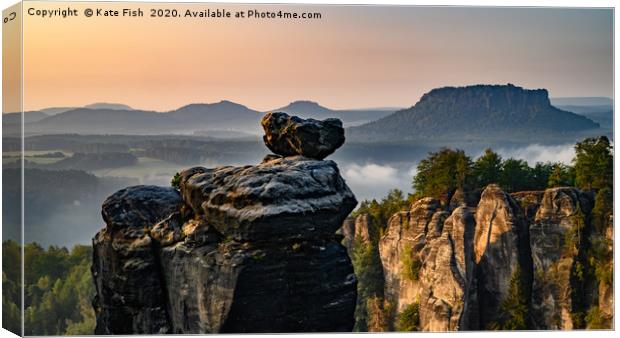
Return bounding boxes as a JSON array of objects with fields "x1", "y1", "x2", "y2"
[
  {"x1": 378, "y1": 198, "x2": 477, "y2": 331},
  {"x1": 529, "y1": 187, "x2": 594, "y2": 330},
  {"x1": 261, "y1": 112, "x2": 345, "y2": 160},
  {"x1": 376, "y1": 184, "x2": 609, "y2": 331},
  {"x1": 92, "y1": 156, "x2": 358, "y2": 333},
  {"x1": 473, "y1": 184, "x2": 532, "y2": 329},
  {"x1": 378, "y1": 198, "x2": 446, "y2": 316}
]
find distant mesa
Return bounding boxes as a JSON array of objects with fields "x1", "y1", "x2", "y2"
[{"x1": 348, "y1": 84, "x2": 601, "y2": 142}]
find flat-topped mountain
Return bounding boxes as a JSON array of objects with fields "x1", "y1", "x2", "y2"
[{"x1": 348, "y1": 84, "x2": 600, "y2": 142}]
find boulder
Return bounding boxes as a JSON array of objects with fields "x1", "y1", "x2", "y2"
[
  {"x1": 261, "y1": 112, "x2": 345, "y2": 160},
  {"x1": 178, "y1": 156, "x2": 356, "y2": 242}
]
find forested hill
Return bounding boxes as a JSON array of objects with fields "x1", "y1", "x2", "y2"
[{"x1": 347, "y1": 84, "x2": 600, "y2": 142}]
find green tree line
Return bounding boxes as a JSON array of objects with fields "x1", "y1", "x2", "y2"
[
  {"x1": 412, "y1": 137, "x2": 612, "y2": 203},
  {"x1": 2, "y1": 241, "x2": 95, "y2": 335}
]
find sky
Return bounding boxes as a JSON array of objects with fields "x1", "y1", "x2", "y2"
[{"x1": 13, "y1": 2, "x2": 614, "y2": 112}]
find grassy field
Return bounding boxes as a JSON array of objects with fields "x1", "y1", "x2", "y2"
[{"x1": 3, "y1": 150, "x2": 72, "y2": 165}]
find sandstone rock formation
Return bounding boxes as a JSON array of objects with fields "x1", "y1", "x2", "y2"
[
  {"x1": 338, "y1": 212, "x2": 385, "y2": 332},
  {"x1": 378, "y1": 197, "x2": 477, "y2": 331},
  {"x1": 599, "y1": 220, "x2": 614, "y2": 322},
  {"x1": 474, "y1": 184, "x2": 532, "y2": 329},
  {"x1": 418, "y1": 206, "x2": 478, "y2": 331},
  {"x1": 261, "y1": 112, "x2": 345, "y2": 160},
  {"x1": 339, "y1": 214, "x2": 377, "y2": 252},
  {"x1": 378, "y1": 198, "x2": 438, "y2": 315},
  {"x1": 375, "y1": 184, "x2": 609, "y2": 331},
  {"x1": 92, "y1": 186, "x2": 184, "y2": 334},
  {"x1": 92, "y1": 115, "x2": 357, "y2": 333},
  {"x1": 529, "y1": 187, "x2": 594, "y2": 329}
]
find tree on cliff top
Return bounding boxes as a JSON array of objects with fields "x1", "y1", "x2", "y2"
[
  {"x1": 547, "y1": 163, "x2": 575, "y2": 188},
  {"x1": 354, "y1": 189, "x2": 409, "y2": 231},
  {"x1": 574, "y1": 136, "x2": 612, "y2": 190},
  {"x1": 412, "y1": 148, "x2": 472, "y2": 200},
  {"x1": 472, "y1": 148, "x2": 502, "y2": 187}
]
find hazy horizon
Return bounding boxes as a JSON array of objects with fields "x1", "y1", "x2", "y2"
[
  {"x1": 4, "y1": 92, "x2": 614, "y2": 114},
  {"x1": 10, "y1": 3, "x2": 612, "y2": 112}
]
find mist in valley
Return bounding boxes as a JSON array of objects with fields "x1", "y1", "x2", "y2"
[{"x1": 2, "y1": 95, "x2": 612, "y2": 247}]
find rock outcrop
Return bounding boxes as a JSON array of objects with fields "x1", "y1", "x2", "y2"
[
  {"x1": 92, "y1": 115, "x2": 357, "y2": 333},
  {"x1": 339, "y1": 214, "x2": 378, "y2": 252},
  {"x1": 377, "y1": 197, "x2": 478, "y2": 331},
  {"x1": 474, "y1": 184, "x2": 533, "y2": 329},
  {"x1": 376, "y1": 184, "x2": 609, "y2": 331},
  {"x1": 529, "y1": 187, "x2": 593, "y2": 329},
  {"x1": 261, "y1": 112, "x2": 345, "y2": 160},
  {"x1": 418, "y1": 206, "x2": 478, "y2": 331},
  {"x1": 92, "y1": 186, "x2": 184, "y2": 334},
  {"x1": 378, "y1": 199, "x2": 441, "y2": 315}
]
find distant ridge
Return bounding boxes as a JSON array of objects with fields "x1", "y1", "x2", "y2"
[
  {"x1": 275, "y1": 100, "x2": 334, "y2": 116},
  {"x1": 35, "y1": 102, "x2": 134, "y2": 115},
  {"x1": 270, "y1": 100, "x2": 394, "y2": 126},
  {"x1": 26, "y1": 101, "x2": 263, "y2": 135},
  {"x1": 84, "y1": 103, "x2": 133, "y2": 111},
  {"x1": 348, "y1": 84, "x2": 600, "y2": 142}
]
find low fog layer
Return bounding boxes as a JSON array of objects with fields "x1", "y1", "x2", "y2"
[
  {"x1": 493, "y1": 143, "x2": 576, "y2": 166},
  {"x1": 342, "y1": 162, "x2": 417, "y2": 201},
  {"x1": 10, "y1": 142, "x2": 589, "y2": 247}
]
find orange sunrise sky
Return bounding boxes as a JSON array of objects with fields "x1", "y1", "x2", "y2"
[{"x1": 12, "y1": 2, "x2": 614, "y2": 112}]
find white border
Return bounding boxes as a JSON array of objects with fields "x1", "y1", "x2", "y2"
[{"x1": 0, "y1": 1, "x2": 616, "y2": 337}]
